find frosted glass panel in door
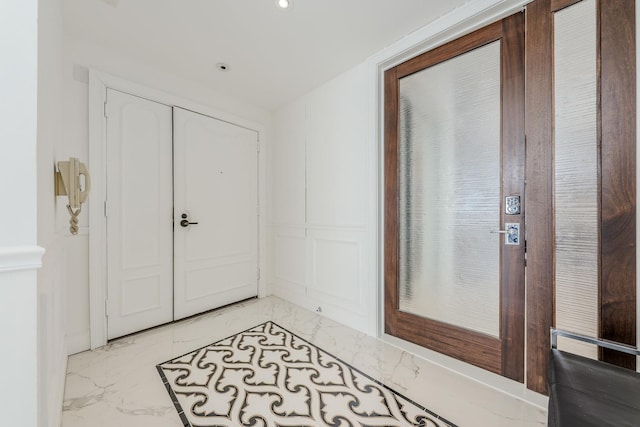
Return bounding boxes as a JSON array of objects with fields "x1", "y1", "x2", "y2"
[
  {"x1": 398, "y1": 41, "x2": 501, "y2": 337},
  {"x1": 554, "y1": 0, "x2": 598, "y2": 359}
]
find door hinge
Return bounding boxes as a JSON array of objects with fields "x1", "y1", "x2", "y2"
[
  {"x1": 105, "y1": 299, "x2": 109, "y2": 317},
  {"x1": 104, "y1": 100, "x2": 108, "y2": 118},
  {"x1": 257, "y1": 268, "x2": 261, "y2": 281},
  {"x1": 104, "y1": 200, "x2": 108, "y2": 217}
]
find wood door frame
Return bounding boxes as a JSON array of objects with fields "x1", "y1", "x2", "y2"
[
  {"x1": 525, "y1": 0, "x2": 636, "y2": 393},
  {"x1": 384, "y1": 14, "x2": 526, "y2": 382},
  {"x1": 598, "y1": 0, "x2": 636, "y2": 369},
  {"x1": 88, "y1": 71, "x2": 268, "y2": 349}
]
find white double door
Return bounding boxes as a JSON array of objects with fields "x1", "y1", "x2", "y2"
[{"x1": 105, "y1": 89, "x2": 258, "y2": 340}]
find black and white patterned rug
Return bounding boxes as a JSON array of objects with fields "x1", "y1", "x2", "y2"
[{"x1": 157, "y1": 321, "x2": 456, "y2": 427}]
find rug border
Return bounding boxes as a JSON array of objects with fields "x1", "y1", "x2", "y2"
[{"x1": 156, "y1": 320, "x2": 459, "y2": 427}]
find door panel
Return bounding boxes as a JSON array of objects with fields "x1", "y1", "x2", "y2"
[
  {"x1": 384, "y1": 14, "x2": 525, "y2": 380},
  {"x1": 106, "y1": 89, "x2": 173, "y2": 340},
  {"x1": 398, "y1": 40, "x2": 502, "y2": 338},
  {"x1": 173, "y1": 108, "x2": 258, "y2": 320}
]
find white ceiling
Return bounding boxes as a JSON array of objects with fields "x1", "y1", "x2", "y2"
[{"x1": 63, "y1": 0, "x2": 470, "y2": 110}]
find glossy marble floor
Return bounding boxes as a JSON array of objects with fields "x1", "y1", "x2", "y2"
[{"x1": 62, "y1": 297, "x2": 548, "y2": 426}]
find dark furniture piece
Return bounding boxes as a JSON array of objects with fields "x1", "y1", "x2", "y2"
[{"x1": 548, "y1": 329, "x2": 640, "y2": 427}]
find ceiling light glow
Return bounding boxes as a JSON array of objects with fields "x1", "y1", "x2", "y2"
[{"x1": 276, "y1": 0, "x2": 291, "y2": 9}]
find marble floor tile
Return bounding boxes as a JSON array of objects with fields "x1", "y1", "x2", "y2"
[
  {"x1": 62, "y1": 296, "x2": 548, "y2": 426},
  {"x1": 158, "y1": 321, "x2": 454, "y2": 426}
]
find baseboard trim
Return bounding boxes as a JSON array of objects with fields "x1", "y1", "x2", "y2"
[
  {"x1": 46, "y1": 352, "x2": 68, "y2": 427},
  {"x1": 66, "y1": 330, "x2": 91, "y2": 355},
  {"x1": 272, "y1": 284, "x2": 370, "y2": 335}
]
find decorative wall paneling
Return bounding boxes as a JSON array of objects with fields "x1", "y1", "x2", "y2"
[
  {"x1": 307, "y1": 227, "x2": 368, "y2": 317},
  {"x1": 271, "y1": 224, "x2": 370, "y2": 332},
  {"x1": 271, "y1": 65, "x2": 371, "y2": 334},
  {"x1": 273, "y1": 226, "x2": 307, "y2": 295}
]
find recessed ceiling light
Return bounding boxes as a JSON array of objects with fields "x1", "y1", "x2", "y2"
[
  {"x1": 276, "y1": 0, "x2": 292, "y2": 9},
  {"x1": 216, "y1": 63, "x2": 230, "y2": 72}
]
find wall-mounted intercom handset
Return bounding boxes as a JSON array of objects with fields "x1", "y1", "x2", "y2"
[{"x1": 55, "y1": 157, "x2": 91, "y2": 235}]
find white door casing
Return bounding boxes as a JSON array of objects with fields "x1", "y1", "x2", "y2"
[
  {"x1": 173, "y1": 107, "x2": 259, "y2": 320},
  {"x1": 89, "y1": 71, "x2": 267, "y2": 349},
  {"x1": 105, "y1": 89, "x2": 173, "y2": 339}
]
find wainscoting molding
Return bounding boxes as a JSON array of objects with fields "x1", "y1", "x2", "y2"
[
  {"x1": 273, "y1": 226, "x2": 306, "y2": 294},
  {"x1": 308, "y1": 229, "x2": 366, "y2": 316},
  {"x1": 270, "y1": 223, "x2": 369, "y2": 333},
  {"x1": 0, "y1": 246, "x2": 45, "y2": 272}
]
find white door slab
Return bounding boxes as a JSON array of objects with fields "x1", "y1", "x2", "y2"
[
  {"x1": 105, "y1": 89, "x2": 174, "y2": 339},
  {"x1": 173, "y1": 107, "x2": 259, "y2": 320}
]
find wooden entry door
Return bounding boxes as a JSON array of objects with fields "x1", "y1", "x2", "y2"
[{"x1": 384, "y1": 13, "x2": 525, "y2": 381}]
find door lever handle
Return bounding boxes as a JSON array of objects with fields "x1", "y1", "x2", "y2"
[
  {"x1": 491, "y1": 223, "x2": 520, "y2": 245},
  {"x1": 180, "y1": 219, "x2": 198, "y2": 227},
  {"x1": 491, "y1": 229, "x2": 513, "y2": 234}
]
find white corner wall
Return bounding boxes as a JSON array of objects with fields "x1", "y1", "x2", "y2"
[
  {"x1": 1, "y1": 2, "x2": 38, "y2": 247},
  {"x1": 37, "y1": 0, "x2": 70, "y2": 424},
  {"x1": 61, "y1": 35, "x2": 273, "y2": 354},
  {"x1": 270, "y1": 63, "x2": 374, "y2": 334},
  {"x1": 0, "y1": 2, "x2": 42, "y2": 427}
]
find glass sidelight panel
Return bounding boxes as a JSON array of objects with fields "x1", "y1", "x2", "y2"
[
  {"x1": 397, "y1": 41, "x2": 501, "y2": 337},
  {"x1": 554, "y1": 0, "x2": 598, "y2": 359}
]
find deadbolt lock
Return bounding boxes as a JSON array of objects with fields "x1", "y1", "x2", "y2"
[{"x1": 506, "y1": 196, "x2": 521, "y2": 215}]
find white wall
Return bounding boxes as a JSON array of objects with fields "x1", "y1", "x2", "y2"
[
  {"x1": 0, "y1": 1, "x2": 41, "y2": 426},
  {"x1": 37, "y1": 0, "x2": 70, "y2": 424},
  {"x1": 1, "y1": 2, "x2": 38, "y2": 246},
  {"x1": 270, "y1": 63, "x2": 374, "y2": 333},
  {"x1": 62, "y1": 35, "x2": 273, "y2": 354}
]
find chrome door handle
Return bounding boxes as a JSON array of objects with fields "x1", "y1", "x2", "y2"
[
  {"x1": 491, "y1": 223, "x2": 520, "y2": 245},
  {"x1": 491, "y1": 229, "x2": 517, "y2": 235}
]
